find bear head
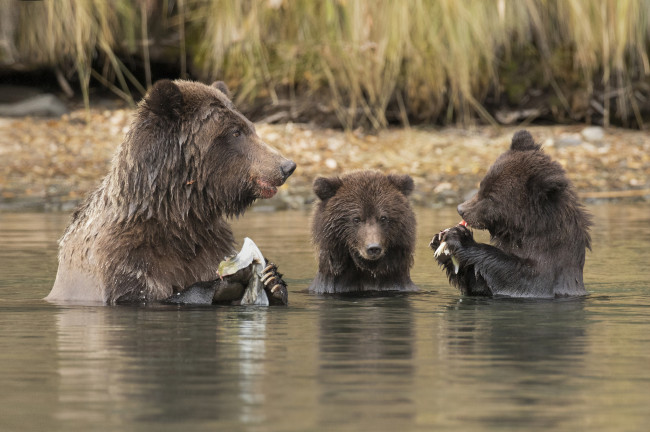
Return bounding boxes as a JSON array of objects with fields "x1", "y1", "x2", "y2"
[
  {"x1": 311, "y1": 170, "x2": 416, "y2": 277},
  {"x1": 115, "y1": 79, "x2": 296, "y2": 221},
  {"x1": 457, "y1": 130, "x2": 590, "y2": 244}
]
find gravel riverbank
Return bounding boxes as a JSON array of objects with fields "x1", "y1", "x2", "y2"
[{"x1": 1, "y1": 107, "x2": 649, "y2": 211}]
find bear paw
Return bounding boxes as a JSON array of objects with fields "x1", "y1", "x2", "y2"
[
  {"x1": 442, "y1": 225, "x2": 474, "y2": 253},
  {"x1": 261, "y1": 261, "x2": 288, "y2": 305},
  {"x1": 431, "y1": 226, "x2": 475, "y2": 275},
  {"x1": 429, "y1": 228, "x2": 449, "y2": 262},
  {"x1": 430, "y1": 228, "x2": 460, "y2": 273},
  {"x1": 429, "y1": 229, "x2": 446, "y2": 251},
  {"x1": 430, "y1": 229, "x2": 452, "y2": 263}
]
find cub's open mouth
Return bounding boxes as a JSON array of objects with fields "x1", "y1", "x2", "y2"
[
  {"x1": 255, "y1": 179, "x2": 278, "y2": 199},
  {"x1": 459, "y1": 219, "x2": 482, "y2": 230}
]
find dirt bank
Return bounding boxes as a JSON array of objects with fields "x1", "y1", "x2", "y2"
[{"x1": 0, "y1": 108, "x2": 648, "y2": 211}]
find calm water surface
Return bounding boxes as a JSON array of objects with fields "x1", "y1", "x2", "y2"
[{"x1": 0, "y1": 204, "x2": 649, "y2": 432}]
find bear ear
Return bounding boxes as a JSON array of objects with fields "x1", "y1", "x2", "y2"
[
  {"x1": 146, "y1": 79, "x2": 184, "y2": 118},
  {"x1": 388, "y1": 174, "x2": 414, "y2": 197},
  {"x1": 529, "y1": 174, "x2": 568, "y2": 200},
  {"x1": 211, "y1": 81, "x2": 231, "y2": 100},
  {"x1": 510, "y1": 130, "x2": 541, "y2": 152},
  {"x1": 313, "y1": 176, "x2": 343, "y2": 201},
  {"x1": 544, "y1": 175, "x2": 568, "y2": 198}
]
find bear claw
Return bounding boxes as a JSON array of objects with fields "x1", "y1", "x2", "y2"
[
  {"x1": 433, "y1": 239, "x2": 460, "y2": 274},
  {"x1": 261, "y1": 261, "x2": 288, "y2": 305},
  {"x1": 434, "y1": 241, "x2": 449, "y2": 258}
]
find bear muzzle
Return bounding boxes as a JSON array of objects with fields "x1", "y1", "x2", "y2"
[
  {"x1": 253, "y1": 158, "x2": 296, "y2": 198},
  {"x1": 357, "y1": 223, "x2": 385, "y2": 261},
  {"x1": 457, "y1": 196, "x2": 483, "y2": 229},
  {"x1": 255, "y1": 179, "x2": 280, "y2": 199},
  {"x1": 364, "y1": 243, "x2": 384, "y2": 260},
  {"x1": 456, "y1": 200, "x2": 486, "y2": 230},
  {"x1": 280, "y1": 159, "x2": 297, "y2": 181},
  {"x1": 457, "y1": 201, "x2": 469, "y2": 219},
  {"x1": 249, "y1": 136, "x2": 296, "y2": 199}
]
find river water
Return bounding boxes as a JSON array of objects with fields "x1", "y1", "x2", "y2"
[{"x1": 0, "y1": 204, "x2": 649, "y2": 432}]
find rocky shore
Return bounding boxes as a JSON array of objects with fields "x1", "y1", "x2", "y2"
[{"x1": 1, "y1": 107, "x2": 649, "y2": 211}]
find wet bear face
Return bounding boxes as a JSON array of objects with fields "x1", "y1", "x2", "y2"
[
  {"x1": 457, "y1": 130, "x2": 571, "y2": 239},
  {"x1": 133, "y1": 79, "x2": 296, "y2": 218},
  {"x1": 312, "y1": 171, "x2": 416, "y2": 276}
]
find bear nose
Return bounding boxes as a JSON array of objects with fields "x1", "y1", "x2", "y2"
[
  {"x1": 457, "y1": 203, "x2": 466, "y2": 218},
  {"x1": 366, "y1": 243, "x2": 383, "y2": 258},
  {"x1": 280, "y1": 160, "x2": 296, "y2": 180}
]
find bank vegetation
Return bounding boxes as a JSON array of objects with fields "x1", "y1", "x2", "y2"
[{"x1": 2, "y1": 0, "x2": 650, "y2": 129}]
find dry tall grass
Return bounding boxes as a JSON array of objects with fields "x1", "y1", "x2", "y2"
[{"x1": 3, "y1": 0, "x2": 649, "y2": 128}]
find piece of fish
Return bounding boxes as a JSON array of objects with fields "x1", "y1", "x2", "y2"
[
  {"x1": 218, "y1": 237, "x2": 269, "y2": 306},
  {"x1": 433, "y1": 240, "x2": 460, "y2": 274}
]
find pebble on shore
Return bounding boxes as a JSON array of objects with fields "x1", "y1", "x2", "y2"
[{"x1": 0, "y1": 108, "x2": 649, "y2": 211}]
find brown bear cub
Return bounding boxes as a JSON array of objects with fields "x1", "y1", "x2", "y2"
[
  {"x1": 430, "y1": 130, "x2": 591, "y2": 298},
  {"x1": 309, "y1": 170, "x2": 418, "y2": 294},
  {"x1": 47, "y1": 80, "x2": 295, "y2": 305}
]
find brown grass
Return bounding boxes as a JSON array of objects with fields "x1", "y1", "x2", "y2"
[{"x1": 4, "y1": 0, "x2": 650, "y2": 128}]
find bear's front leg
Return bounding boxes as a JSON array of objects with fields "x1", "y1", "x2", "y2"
[
  {"x1": 163, "y1": 267, "x2": 251, "y2": 305},
  {"x1": 432, "y1": 226, "x2": 489, "y2": 295},
  {"x1": 163, "y1": 262, "x2": 289, "y2": 306},
  {"x1": 430, "y1": 229, "x2": 454, "y2": 268},
  {"x1": 430, "y1": 227, "x2": 475, "y2": 278},
  {"x1": 164, "y1": 279, "x2": 246, "y2": 305},
  {"x1": 444, "y1": 225, "x2": 534, "y2": 297},
  {"x1": 440, "y1": 225, "x2": 476, "y2": 257},
  {"x1": 261, "y1": 260, "x2": 289, "y2": 305},
  {"x1": 216, "y1": 260, "x2": 289, "y2": 305}
]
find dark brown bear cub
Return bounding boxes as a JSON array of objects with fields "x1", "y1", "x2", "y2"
[
  {"x1": 430, "y1": 130, "x2": 591, "y2": 298},
  {"x1": 47, "y1": 79, "x2": 295, "y2": 305},
  {"x1": 310, "y1": 170, "x2": 417, "y2": 294}
]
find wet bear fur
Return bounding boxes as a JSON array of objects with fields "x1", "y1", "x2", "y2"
[
  {"x1": 430, "y1": 130, "x2": 591, "y2": 298},
  {"x1": 310, "y1": 170, "x2": 418, "y2": 294},
  {"x1": 47, "y1": 79, "x2": 295, "y2": 304}
]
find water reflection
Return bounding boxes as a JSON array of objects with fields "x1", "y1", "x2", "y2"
[
  {"x1": 443, "y1": 297, "x2": 588, "y2": 363},
  {"x1": 440, "y1": 297, "x2": 589, "y2": 429},
  {"x1": 1, "y1": 205, "x2": 649, "y2": 432},
  {"x1": 51, "y1": 305, "x2": 278, "y2": 428},
  {"x1": 316, "y1": 295, "x2": 416, "y2": 427},
  {"x1": 236, "y1": 310, "x2": 267, "y2": 425}
]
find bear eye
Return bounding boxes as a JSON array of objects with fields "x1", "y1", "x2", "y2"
[
  {"x1": 232, "y1": 129, "x2": 241, "y2": 138},
  {"x1": 380, "y1": 216, "x2": 388, "y2": 223},
  {"x1": 353, "y1": 217, "x2": 361, "y2": 224}
]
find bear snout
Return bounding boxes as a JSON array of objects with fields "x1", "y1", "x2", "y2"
[
  {"x1": 357, "y1": 223, "x2": 385, "y2": 260},
  {"x1": 456, "y1": 195, "x2": 486, "y2": 229},
  {"x1": 365, "y1": 243, "x2": 384, "y2": 259},
  {"x1": 457, "y1": 201, "x2": 468, "y2": 218},
  {"x1": 280, "y1": 159, "x2": 296, "y2": 181},
  {"x1": 249, "y1": 141, "x2": 296, "y2": 199},
  {"x1": 457, "y1": 195, "x2": 477, "y2": 220}
]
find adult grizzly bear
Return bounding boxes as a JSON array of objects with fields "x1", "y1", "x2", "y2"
[
  {"x1": 46, "y1": 80, "x2": 295, "y2": 305},
  {"x1": 430, "y1": 130, "x2": 591, "y2": 298},
  {"x1": 309, "y1": 170, "x2": 417, "y2": 294}
]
